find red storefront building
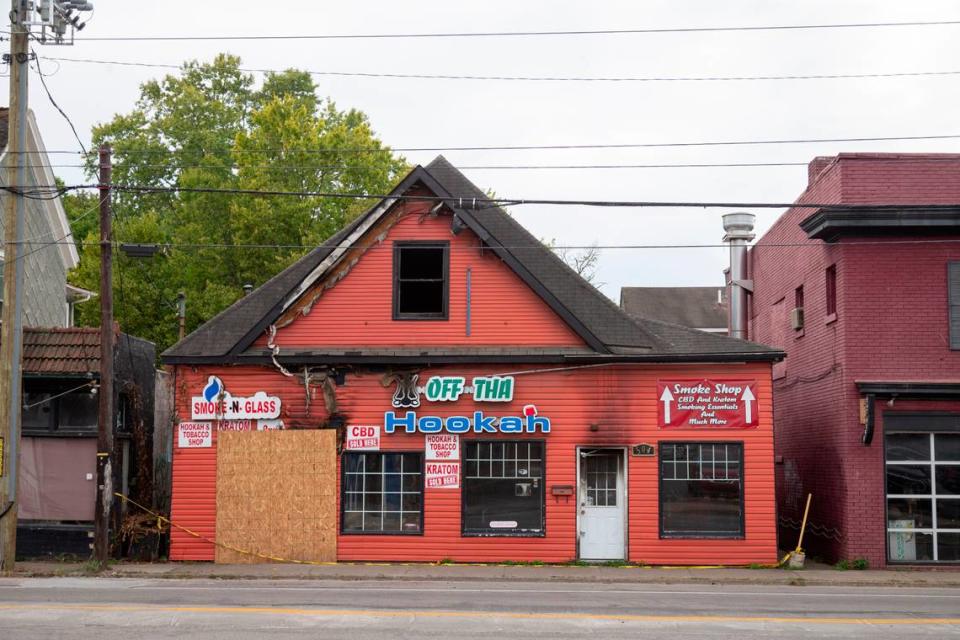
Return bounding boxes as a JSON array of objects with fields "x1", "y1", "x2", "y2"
[
  {"x1": 751, "y1": 153, "x2": 960, "y2": 566},
  {"x1": 164, "y1": 157, "x2": 782, "y2": 565}
]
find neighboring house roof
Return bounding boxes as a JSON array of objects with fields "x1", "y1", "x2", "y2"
[
  {"x1": 22, "y1": 327, "x2": 101, "y2": 375},
  {"x1": 0, "y1": 107, "x2": 79, "y2": 270},
  {"x1": 620, "y1": 286, "x2": 728, "y2": 331},
  {"x1": 163, "y1": 157, "x2": 781, "y2": 364}
]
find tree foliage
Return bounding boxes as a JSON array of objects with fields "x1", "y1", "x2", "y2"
[{"x1": 67, "y1": 55, "x2": 406, "y2": 354}]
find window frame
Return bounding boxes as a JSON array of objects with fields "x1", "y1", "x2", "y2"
[
  {"x1": 340, "y1": 451, "x2": 425, "y2": 536},
  {"x1": 825, "y1": 264, "x2": 838, "y2": 318},
  {"x1": 392, "y1": 240, "x2": 450, "y2": 321},
  {"x1": 658, "y1": 441, "x2": 746, "y2": 540},
  {"x1": 884, "y1": 430, "x2": 960, "y2": 564},
  {"x1": 461, "y1": 439, "x2": 547, "y2": 538},
  {"x1": 948, "y1": 262, "x2": 960, "y2": 350}
]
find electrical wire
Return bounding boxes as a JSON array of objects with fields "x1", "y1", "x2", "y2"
[
  {"x1": 20, "y1": 237, "x2": 960, "y2": 252},
  {"x1": 8, "y1": 182, "x2": 960, "y2": 211},
  {"x1": 44, "y1": 18, "x2": 960, "y2": 41},
  {"x1": 39, "y1": 55, "x2": 960, "y2": 83},
  {"x1": 22, "y1": 380, "x2": 96, "y2": 409},
  {"x1": 21, "y1": 133, "x2": 960, "y2": 156},
  {"x1": 31, "y1": 50, "x2": 87, "y2": 154}
]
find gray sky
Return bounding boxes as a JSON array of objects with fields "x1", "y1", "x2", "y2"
[{"x1": 6, "y1": 0, "x2": 959, "y2": 300}]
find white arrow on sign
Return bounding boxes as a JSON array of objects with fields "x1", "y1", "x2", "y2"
[
  {"x1": 741, "y1": 385, "x2": 756, "y2": 424},
  {"x1": 659, "y1": 386, "x2": 675, "y2": 424}
]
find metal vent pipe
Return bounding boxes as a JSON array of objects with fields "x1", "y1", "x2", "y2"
[{"x1": 723, "y1": 212, "x2": 756, "y2": 340}]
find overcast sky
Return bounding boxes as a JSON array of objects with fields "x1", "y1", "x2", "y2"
[{"x1": 5, "y1": 0, "x2": 959, "y2": 300}]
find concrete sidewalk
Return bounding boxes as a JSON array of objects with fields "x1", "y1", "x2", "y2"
[{"x1": 9, "y1": 560, "x2": 960, "y2": 588}]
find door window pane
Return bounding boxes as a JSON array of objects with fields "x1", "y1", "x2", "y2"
[
  {"x1": 937, "y1": 466, "x2": 960, "y2": 496},
  {"x1": 937, "y1": 499, "x2": 960, "y2": 529},
  {"x1": 886, "y1": 465, "x2": 932, "y2": 495},
  {"x1": 888, "y1": 531, "x2": 934, "y2": 562},
  {"x1": 886, "y1": 433, "x2": 930, "y2": 461},
  {"x1": 887, "y1": 498, "x2": 933, "y2": 529},
  {"x1": 463, "y1": 441, "x2": 544, "y2": 535},
  {"x1": 936, "y1": 434, "x2": 960, "y2": 462},
  {"x1": 660, "y1": 442, "x2": 744, "y2": 538},
  {"x1": 938, "y1": 533, "x2": 960, "y2": 562},
  {"x1": 342, "y1": 452, "x2": 422, "y2": 534}
]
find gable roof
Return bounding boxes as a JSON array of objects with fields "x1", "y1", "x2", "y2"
[
  {"x1": 164, "y1": 157, "x2": 781, "y2": 364},
  {"x1": 621, "y1": 286, "x2": 728, "y2": 331}
]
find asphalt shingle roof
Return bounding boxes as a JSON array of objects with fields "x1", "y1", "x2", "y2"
[
  {"x1": 164, "y1": 157, "x2": 781, "y2": 363},
  {"x1": 620, "y1": 286, "x2": 728, "y2": 331}
]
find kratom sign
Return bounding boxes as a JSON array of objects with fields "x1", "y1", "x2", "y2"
[{"x1": 424, "y1": 375, "x2": 514, "y2": 402}]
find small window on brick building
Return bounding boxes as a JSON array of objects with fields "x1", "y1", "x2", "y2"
[
  {"x1": 393, "y1": 242, "x2": 449, "y2": 319},
  {"x1": 825, "y1": 265, "x2": 837, "y2": 317},
  {"x1": 948, "y1": 262, "x2": 960, "y2": 349},
  {"x1": 795, "y1": 285, "x2": 804, "y2": 309}
]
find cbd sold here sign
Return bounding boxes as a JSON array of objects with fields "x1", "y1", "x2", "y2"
[
  {"x1": 345, "y1": 425, "x2": 380, "y2": 450},
  {"x1": 658, "y1": 380, "x2": 758, "y2": 429}
]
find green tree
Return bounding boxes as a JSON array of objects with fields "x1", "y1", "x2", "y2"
[{"x1": 68, "y1": 55, "x2": 406, "y2": 354}]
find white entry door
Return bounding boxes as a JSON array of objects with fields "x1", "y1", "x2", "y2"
[{"x1": 578, "y1": 449, "x2": 626, "y2": 560}]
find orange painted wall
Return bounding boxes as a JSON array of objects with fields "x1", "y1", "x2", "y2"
[
  {"x1": 254, "y1": 201, "x2": 585, "y2": 349},
  {"x1": 170, "y1": 362, "x2": 777, "y2": 565}
]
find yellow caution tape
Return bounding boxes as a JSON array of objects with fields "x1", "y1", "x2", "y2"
[{"x1": 116, "y1": 492, "x2": 784, "y2": 570}]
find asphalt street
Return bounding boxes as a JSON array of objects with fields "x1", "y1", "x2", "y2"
[{"x1": 0, "y1": 576, "x2": 958, "y2": 639}]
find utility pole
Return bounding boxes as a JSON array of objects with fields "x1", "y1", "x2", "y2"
[
  {"x1": 93, "y1": 144, "x2": 113, "y2": 566},
  {"x1": 0, "y1": 0, "x2": 31, "y2": 573}
]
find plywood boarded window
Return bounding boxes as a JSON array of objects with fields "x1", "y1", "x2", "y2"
[{"x1": 215, "y1": 430, "x2": 337, "y2": 563}]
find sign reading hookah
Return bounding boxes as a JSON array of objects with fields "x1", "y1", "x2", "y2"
[{"x1": 385, "y1": 374, "x2": 550, "y2": 434}]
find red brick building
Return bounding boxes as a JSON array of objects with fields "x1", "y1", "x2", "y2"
[{"x1": 750, "y1": 153, "x2": 960, "y2": 566}]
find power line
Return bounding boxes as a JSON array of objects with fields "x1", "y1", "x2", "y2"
[
  {"x1": 105, "y1": 184, "x2": 960, "y2": 210},
  {"x1": 31, "y1": 51, "x2": 87, "y2": 155},
  {"x1": 22, "y1": 237, "x2": 960, "y2": 252},
  {"x1": 24, "y1": 133, "x2": 960, "y2": 155},
  {"x1": 41, "y1": 18, "x2": 960, "y2": 41},
  {"x1": 39, "y1": 55, "x2": 960, "y2": 83},
  {"x1": 9, "y1": 182, "x2": 960, "y2": 211},
  {"x1": 24, "y1": 156, "x2": 960, "y2": 172}
]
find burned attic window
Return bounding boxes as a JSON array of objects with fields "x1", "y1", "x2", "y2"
[{"x1": 393, "y1": 242, "x2": 449, "y2": 320}]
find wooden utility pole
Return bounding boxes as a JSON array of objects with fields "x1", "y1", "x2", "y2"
[
  {"x1": 0, "y1": 0, "x2": 31, "y2": 573},
  {"x1": 93, "y1": 144, "x2": 114, "y2": 566}
]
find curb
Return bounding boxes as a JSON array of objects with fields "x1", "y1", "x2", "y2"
[{"x1": 8, "y1": 564, "x2": 960, "y2": 589}]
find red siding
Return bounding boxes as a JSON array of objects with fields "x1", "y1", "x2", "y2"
[
  {"x1": 170, "y1": 362, "x2": 777, "y2": 565},
  {"x1": 255, "y1": 201, "x2": 585, "y2": 349}
]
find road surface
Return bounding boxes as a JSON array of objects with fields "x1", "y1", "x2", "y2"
[{"x1": 1, "y1": 576, "x2": 958, "y2": 638}]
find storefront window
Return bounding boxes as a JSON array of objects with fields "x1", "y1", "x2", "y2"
[
  {"x1": 463, "y1": 441, "x2": 544, "y2": 536},
  {"x1": 886, "y1": 432, "x2": 960, "y2": 562},
  {"x1": 660, "y1": 442, "x2": 744, "y2": 538},
  {"x1": 342, "y1": 452, "x2": 423, "y2": 534}
]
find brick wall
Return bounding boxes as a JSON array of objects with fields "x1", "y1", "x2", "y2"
[{"x1": 750, "y1": 153, "x2": 960, "y2": 566}]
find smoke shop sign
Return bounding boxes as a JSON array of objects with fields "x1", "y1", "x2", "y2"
[
  {"x1": 385, "y1": 404, "x2": 550, "y2": 434},
  {"x1": 191, "y1": 375, "x2": 282, "y2": 421},
  {"x1": 658, "y1": 379, "x2": 758, "y2": 429}
]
